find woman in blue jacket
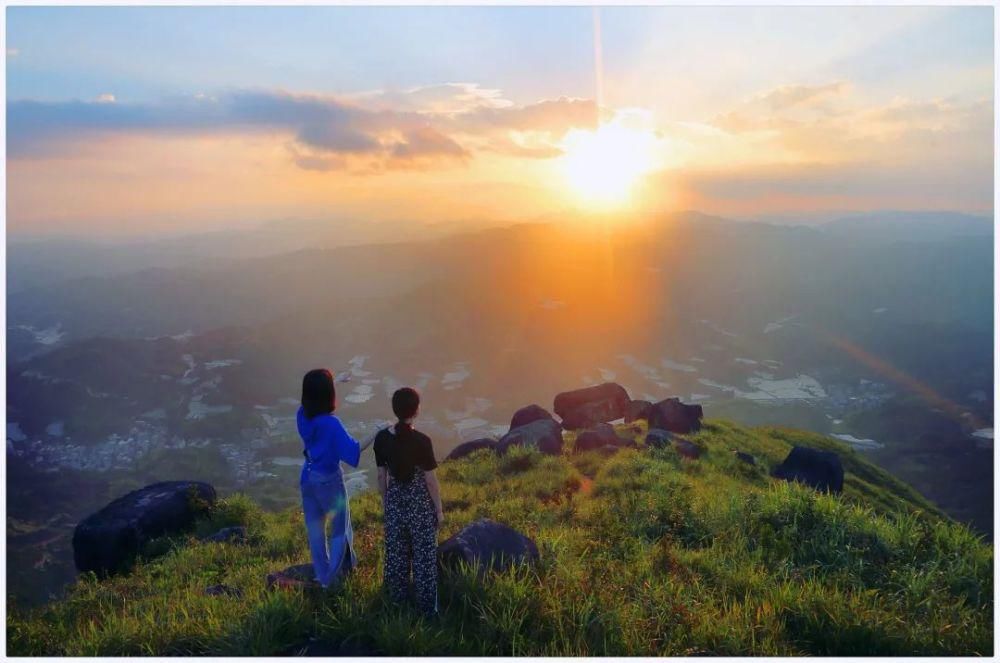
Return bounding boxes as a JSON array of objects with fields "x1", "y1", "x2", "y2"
[{"x1": 297, "y1": 368, "x2": 361, "y2": 588}]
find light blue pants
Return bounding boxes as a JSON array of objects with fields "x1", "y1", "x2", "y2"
[{"x1": 301, "y1": 469, "x2": 357, "y2": 587}]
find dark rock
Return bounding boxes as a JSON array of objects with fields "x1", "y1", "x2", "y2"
[
  {"x1": 596, "y1": 444, "x2": 626, "y2": 456},
  {"x1": 201, "y1": 526, "x2": 247, "y2": 544},
  {"x1": 445, "y1": 438, "x2": 497, "y2": 461},
  {"x1": 771, "y1": 446, "x2": 844, "y2": 494},
  {"x1": 574, "y1": 431, "x2": 608, "y2": 452},
  {"x1": 648, "y1": 398, "x2": 703, "y2": 434},
  {"x1": 734, "y1": 451, "x2": 756, "y2": 465},
  {"x1": 496, "y1": 419, "x2": 563, "y2": 456},
  {"x1": 266, "y1": 563, "x2": 320, "y2": 591},
  {"x1": 510, "y1": 404, "x2": 556, "y2": 430},
  {"x1": 205, "y1": 583, "x2": 243, "y2": 598},
  {"x1": 438, "y1": 518, "x2": 539, "y2": 576},
  {"x1": 645, "y1": 428, "x2": 674, "y2": 449},
  {"x1": 73, "y1": 481, "x2": 216, "y2": 576},
  {"x1": 625, "y1": 399, "x2": 653, "y2": 423},
  {"x1": 575, "y1": 423, "x2": 633, "y2": 453},
  {"x1": 674, "y1": 439, "x2": 703, "y2": 459},
  {"x1": 553, "y1": 382, "x2": 630, "y2": 430}
]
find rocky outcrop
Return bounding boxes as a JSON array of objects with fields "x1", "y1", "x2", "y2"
[
  {"x1": 510, "y1": 404, "x2": 557, "y2": 430},
  {"x1": 734, "y1": 451, "x2": 756, "y2": 465},
  {"x1": 553, "y1": 382, "x2": 630, "y2": 430},
  {"x1": 771, "y1": 446, "x2": 844, "y2": 494},
  {"x1": 625, "y1": 399, "x2": 653, "y2": 423},
  {"x1": 647, "y1": 398, "x2": 703, "y2": 434},
  {"x1": 645, "y1": 428, "x2": 674, "y2": 449},
  {"x1": 438, "y1": 518, "x2": 539, "y2": 576},
  {"x1": 73, "y1": 481, "x2": 216, "y2": 576},
  {"x1": 496, "y1": 419, "x2": 563, "y2": 456},
  {"x1": 445, "y1": 438, "x2": 497, "y2": 461},
  {"x1": 674, "y1": 439, "x2": 703, "y2": 459},
  {"x1": 575, "y1": 423, "x2": 633, "y2": 453}
]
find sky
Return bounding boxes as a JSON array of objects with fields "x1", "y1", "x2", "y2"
[{"x1": 5, "y1": 6, "x2": 995, "y2": 237}]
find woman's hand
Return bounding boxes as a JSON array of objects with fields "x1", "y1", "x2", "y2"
[{"x1": 435, "y1": 509, "x2": 445, "y2": 529}]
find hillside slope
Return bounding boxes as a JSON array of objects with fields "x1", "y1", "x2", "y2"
[{"x1": 8, "y1": 420, "x2": 992, "y2": 656}]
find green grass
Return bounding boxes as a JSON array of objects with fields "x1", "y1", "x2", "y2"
[{"x1": 8, "y1": 420, "x2": 993, "y2": 655}]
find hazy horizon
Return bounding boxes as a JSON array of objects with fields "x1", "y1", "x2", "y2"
[{"x1": 7, "y1": 5, "x2": 994, "y2": 238}]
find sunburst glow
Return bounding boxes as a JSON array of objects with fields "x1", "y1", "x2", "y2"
[{"x1": 560, "y1": 122, "x2": 658, "y2": 207}]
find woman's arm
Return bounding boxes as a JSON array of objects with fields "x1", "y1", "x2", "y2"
[
  {"x1": 424, "y1": 470, "x2": 444, "y2": 527},
  {"x1": 330, "y1": 418, "x2": 361, "y2": 468},
  {"x1": 377, "y1": 467, "x2": 388, "y2": 499}
]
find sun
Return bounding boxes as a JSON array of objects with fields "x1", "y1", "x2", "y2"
[{"x1": 560, "y1": 122, "x2": 657, "y2": 208}]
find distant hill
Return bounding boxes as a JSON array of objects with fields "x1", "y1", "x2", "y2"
[
  {"x1": 821, "y1": 211, "x2": 993, "y2": 243},
  {"x1": 7, "y1": 419, "x2": 992, "y2": 655}
]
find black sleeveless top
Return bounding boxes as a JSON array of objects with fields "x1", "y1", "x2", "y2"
[{"x1": 373, "y1": 425, "x2": 438, "y2": 483}]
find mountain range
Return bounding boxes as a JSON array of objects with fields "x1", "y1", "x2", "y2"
[{"x1": 5, "y1": 209, "x2": 994, "y2": 606}]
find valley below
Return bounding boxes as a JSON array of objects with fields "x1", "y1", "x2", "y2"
[{"x1": 6, "y1": 211, "x2": 993, "y2": 607}]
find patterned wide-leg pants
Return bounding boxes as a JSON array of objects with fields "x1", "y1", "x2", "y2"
[{"x1": 383, "y1": 470, "x2": 438, "y2": 615}]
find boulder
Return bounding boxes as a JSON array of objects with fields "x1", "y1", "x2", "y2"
[
  {"x1": 625, "y1": 399, "x2": 653, "y2": 423},
  {"x1": 205, "y1": 583, "x2": 243, "y2": 598},
  {"x1": 496, "y1": 419, "x2": 563, "y2": 456},
  {"x1": 596, "y1": 444, "x2": 626, "y2": 456},
  {"x1": 575, "y1": 423, "x2": 633, "y2": 453},
  {"x1": 648, "y1": 398, "x2": 703, "y2": 434},
  {"x1": 771, "y1": 446, "x2": 844, "y2": 494},
  {"x1": 201, "y1": 526, "x2": 247, "y2": 544},
  {"x1": 553, "y1": 382, "x2": 630, "y2": 430},
  {"x1": 674, "y1": 439, "x2": 703, "y2": 459},
  {"x1": 645, "y1": 428, "x2": 674, "y2": 449},
  {"x1": 438, "y1": 518, "x2": 539, "y2": 576},
  {"x1": 266, "y1": 563, "x2": 319, "y2": 591},
  {"x1": 734, "y1": 451, "x2": 756, "y2": 465},
  {"x1": 510, "y1": 404, "x2": 556, "y2": 430},
  {"x1": 445, "y1": 438, "x2": 497, "y2": 461},
  {"x1": 73, "y1": 481, "x2": 216, "y2": 576}
]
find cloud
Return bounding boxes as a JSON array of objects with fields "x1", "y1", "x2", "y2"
[
  {"x1": 390, "y1": 126, "x2": 469, "y2": 162},
  {"x1": 702, "y1": 79, "x2": 991, "y2": 168},
  {"x1": 458, "y1": 96, "x2": 600, "y2": 133},
  {"x1": 711, "y1": 81, "x2": 850, "y2": 133},
  {"x1": 8, "y1": 87, "x2": 599, "y2": 171},
  {"x1": 757, "y1": 82, "x2": 847, "y2": 111},
  {"x1": 642, "y1": 78, "x2": 994, "y2": 214},
  {"x1": 352, "y1": 83, "x2": 513, "y2": 114}
]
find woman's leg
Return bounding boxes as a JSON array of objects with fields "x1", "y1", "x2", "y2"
[
  {"x1": 326, "y1": 488, "x2": 355, "y2": 585},
  {"x1": 383, "y1": 490, "x2": 410, "y2": 603},
  {"x1": 410, "y1": 501, "x2": 439, "y2": 616},
  {"x1": 302, "y1": 482, "x2": 331, "y2": 585}
]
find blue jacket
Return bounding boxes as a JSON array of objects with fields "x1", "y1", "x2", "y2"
[{"x1": 296, "y1": 407, "x2": 361, "y2": 485}]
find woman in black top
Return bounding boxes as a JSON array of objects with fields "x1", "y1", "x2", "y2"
[{"x1": 373, "y1": 387, "x2": 444, "y2": 616}]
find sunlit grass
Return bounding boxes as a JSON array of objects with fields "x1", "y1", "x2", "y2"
[{"x1": 8, "y1": 420, "x2": 992, "y2": 655}]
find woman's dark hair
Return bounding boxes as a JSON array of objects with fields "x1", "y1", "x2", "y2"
[
  {"x1": 391, "y1": 387, "x2": 420, "y2": 431},
  {"x1": 301, "y1": 368, "x2": 336, "y2": 419}
]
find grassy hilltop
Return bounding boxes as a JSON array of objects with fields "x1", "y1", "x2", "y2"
[{"x1": 8, "y1": 420, "x2": 993, "y2": 656}]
